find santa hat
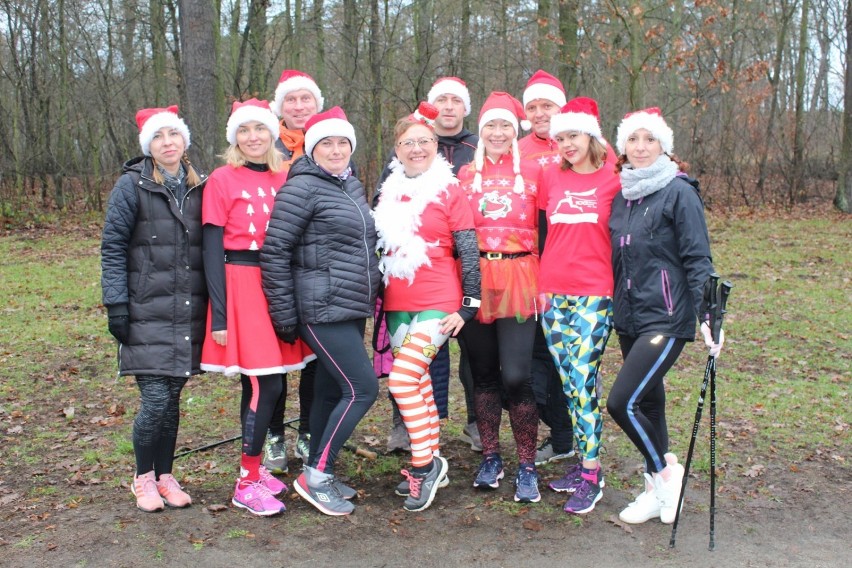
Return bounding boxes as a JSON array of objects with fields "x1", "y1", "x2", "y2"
[
  {"x1": 225, "y1": 98, "x2": 281, "y2": 145},
  {"x1": 472, "y1": 92, "x2": 525, "y2": 194},
  {"x1": 410, "y1": 101, "x2": 440, "y2": 129},
  {"x1": 521, "y1": 70, "x2": 567, "y2": 131},
  {"x1": 304, "y1": 106, "x2": 357, "y2": 158},
  {"x1": 616, "y1": 107, "x2": 674, "y2": 155},
  {"x1": 136, "y1": 105, "x2": 190, "y2": 156},
  {"x1": 427, "y1": 76, "x2": 472, "y2": 116},
  {"x1": 271, "y1": 69, "x2": 324, "y2": 117},
  {"x1": 549, "y1": 97, "x2": 607, "y2": 147}
]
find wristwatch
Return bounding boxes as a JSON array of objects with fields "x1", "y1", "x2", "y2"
[{"x1": 462, "y1": 296, "x2": 481, "y2": 308}]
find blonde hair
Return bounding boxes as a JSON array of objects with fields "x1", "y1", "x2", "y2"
[
  {"x1": 152, "y1": 154, "x2": 203, "y2": 186},
  {"x1": 221, "y1": 143, "x2": 285, "y2": 172},
  {"x1": 561, "y1": 137, "x2": 607, "y2": 171}
]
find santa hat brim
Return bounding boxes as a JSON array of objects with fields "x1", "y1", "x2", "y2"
[
  {"x1": 549, "y1": 112, "x2": 606, "y2": 147},
  {"x1": 304, "y1": 118, "x2": 357, "y2": 158},
  {"x1": 479, "y1": 108, "x2": 519, "y2": 135},
  {"x1": 138, "y1": 112, "x2": 191, "y2": 156},
  {"x1": 522, "y1": 84, "x2": 567, "y2": 109},
  {"x1": 427, "y1": 80, "x2": 472, "y2": 116},
  {"x1": 226, "y1": 106, "x2": 281, "y2": 146},
  {"x1": 616, "y1": 112, "x2": 674, "y2": 155},
  {"x1": 272, "y1": 76, "x2": 324, "y2": 118}
]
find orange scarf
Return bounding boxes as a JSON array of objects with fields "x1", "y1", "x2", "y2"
[{"x1": 278, "y1": 125, "x2": 305, "y2": 169}]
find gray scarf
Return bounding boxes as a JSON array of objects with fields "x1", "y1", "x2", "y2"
[{"x1": 619, "y1": 154, "x2": 678, "y2": 201}]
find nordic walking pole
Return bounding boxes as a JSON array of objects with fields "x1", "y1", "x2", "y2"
[
  {"x1": 670, "y1": 273, "x2": 718, "y2": 549},
  {"x1": 175, "y1": 417, "x2": 300, "y2": 459},
  {"x1": 708, "y1": 280, "x2": 732, "y2": 550}
]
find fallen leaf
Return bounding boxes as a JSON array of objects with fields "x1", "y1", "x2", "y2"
[
  {"x1": 743, "y1": 464, "x2": 765, "y2": 477},
  {"x1": 607, "y1": 514, "x2": 634, "y2": 533},
  {"x1": 522, "y1": 519, "x2": 542, "y2": 531},
  {"x1": 62, "y1": 407, "x2": 75, "y2": 419},
  {"x1": 206, "y1": 504, "x2": 228, "y2": 512}
]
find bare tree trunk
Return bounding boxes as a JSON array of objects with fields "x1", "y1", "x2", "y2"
[
  {"x1": 179, "y1": 0, "x2": 220, "y2": 163},
  {"x1": 368, "y1": 0, "x2": 382, "y2": 195},
  {"x1": 835, "y1": 0, "x2": 852, "y2": 212},
  {"x1": 459, "y1": 0, "x2": 471, "y2": 80},
  {"x1": 537, "y1": 0, "x2": 552, "y2": 68},
  {"x1": 756, "y1": 0, "x2": 794, "y2": 201},
  {"x1": 558, "y1": 0, "x2": 579, "y2": 91},
  {"x1": 313, "y1": 0, "x2": 325, "y2": 88},
  {"x1": 343, "y1": 0, "x2": 356, "y2": 110},
  {"x1": 150, "y1": 0, "x2": 167, "y2": 103},
  {"x1": 248, "y1": 0, "x2": 268, "y2": 96},
  {"x1": 790, "y1": 0, "x2": 810, "y2": 204}
]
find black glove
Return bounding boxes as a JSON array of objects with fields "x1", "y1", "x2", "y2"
[
  {"x1": 276, "y1": 325, "x2": 298, "y2": 345},
  {"x1": 108, "y1": 315, "x2": 130, "y2": 344}
]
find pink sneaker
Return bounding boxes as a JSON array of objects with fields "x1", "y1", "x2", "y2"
[
  {"x1": 131, "y1": 471, "x2": 165, "y2": 512},
  {"x1": 157, "y1": 473, "x2": 192, "y2": 508},
  {"x1": 259, "y1": 465, "x2": 288, "y2": 495},
  {"x1": 232, "y1": 479, "x2": 286, "y2": 516}
]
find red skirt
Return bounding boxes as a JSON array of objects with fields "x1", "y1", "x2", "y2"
[
  {"x1": 478, "y1": 254, "x2": 540, "y2": 324},
  {"x1": 200, "y1": 264, "x2": 315, "y2": 376}
]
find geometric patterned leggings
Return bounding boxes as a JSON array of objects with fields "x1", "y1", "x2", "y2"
[{"x1": 541, "y1": 294, "x2": 613, "y2": 462}]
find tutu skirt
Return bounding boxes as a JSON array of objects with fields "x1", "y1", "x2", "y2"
[
  {"x1": 478, "y1": 254, "x2": 540, "y2": 324},
  {"x1": 201, "y1": 264, "x2": 315, "y2": 376}
]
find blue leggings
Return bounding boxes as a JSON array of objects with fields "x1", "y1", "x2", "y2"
[{"x1": 541, "y1": 294, "x2": 612, "y2": 461}]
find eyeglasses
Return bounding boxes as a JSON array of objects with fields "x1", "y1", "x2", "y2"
[{"x1": 396, "y1": 137, "x2": 437, "y2": 149}]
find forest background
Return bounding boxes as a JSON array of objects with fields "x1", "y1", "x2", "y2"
[{"x1": 1, "y1": 0, "x2": 851, "y2": 219}]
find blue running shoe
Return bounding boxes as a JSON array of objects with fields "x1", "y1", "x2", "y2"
[
  {"x1": 473, "y1": 453, "x2": 504, "y2": 490},
  {"x1": 514, "y1": 463, "x2": 541, "y2": 503}
]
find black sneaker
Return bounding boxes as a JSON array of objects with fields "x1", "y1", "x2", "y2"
[{"x1": 401, "y1": 456, "x2": 448, "y2": 512}]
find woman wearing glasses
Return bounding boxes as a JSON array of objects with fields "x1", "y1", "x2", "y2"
[
  {"x1": 373, "y1": 102, "x2": 481, "y2": 512},
  {"x1": 456, "y1": 92, "x2": 543, "y2": 503}
]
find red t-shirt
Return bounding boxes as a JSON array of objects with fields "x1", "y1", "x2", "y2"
[
  {"x1": 518, "y1": 134, "x2": 562, "y2": 169},
  {"x1": 202, "y1": 165, "x2": 290, "y2": 250},
  {"x1": 383, "y1": 183, "x2": 475, "y2": 313},
  {"x1": 538, "y1": 160, "x2": 621, "y2": 296},
  {"x1": 457, "y1": 155, "x2": 539, "y2": 253}
]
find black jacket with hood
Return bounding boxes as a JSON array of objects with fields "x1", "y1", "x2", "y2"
[
  {"x1": 260, "y1": 155, "x2": 380, "y2": 330},
  {"x1": 608, "y1": 174, "x2": 714, "y2": 340},
  {"x1": 100, "y1": 156, "x2": 208, "y2": 377}
]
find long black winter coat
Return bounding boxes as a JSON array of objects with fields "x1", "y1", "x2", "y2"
[
  {"x1": 260, "y1": 156, "x2": 380, "y2": 329},
  {"x1": 101, "y1": 157, "x2": 208, "y2": 377},
  {"x1": 609, "y1": 175, "x2": 714, "y2": 340}
]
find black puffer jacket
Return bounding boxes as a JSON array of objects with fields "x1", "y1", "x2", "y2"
[
  {"x1": 609, "y1": 175, "x2": 714, "y2": 340},
  {"x1": 101, "y1": 157, "x2": 208, "y2": 377},
  {"x1": 261, "y1": 156, "x2": 380, "y2": 329}
]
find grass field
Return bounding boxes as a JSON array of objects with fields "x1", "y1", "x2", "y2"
[{"x1": 0, "y1": 209, "x2": 849, "y2": 503}]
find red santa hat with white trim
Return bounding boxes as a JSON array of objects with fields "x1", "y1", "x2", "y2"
[
  {"x1": 616, "y1": 107, "x2": 674, "y2": 155},
  {"x1": 472, "y1": 91, "x2": 526, "y2": 194},
  {"x1": 303, "y1": 106, "x2": 357, "y2": 158},
  {"x1": 225, "y1": 98, "x2": 281, "y2": 145},
  {"x1": 271, "y1": 69, "x2": 325, "y2": 118},
  {"x1": 427, "y1": 76, "x2": 472, "y2": 117},
  {"x1": 549, "y1": 97, "x2": 607, "y2": 147},
  {"x1": 520, "y1": 69, "x2": 567, "y2": 130},
  {"x1": 136, "y1": 105, "x2": 191, "y2": 156}
]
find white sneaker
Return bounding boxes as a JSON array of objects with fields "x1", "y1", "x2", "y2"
[
  {"x1": 656, "y1": 453, "x2": 685, "y2": 524},
  {"x1": 618, "y1": 473, "x2": 660, "y2": 524}
]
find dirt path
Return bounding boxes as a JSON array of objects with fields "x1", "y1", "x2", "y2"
[{"x1": 2, "y1": 444, "x2": 848, "y2": 568}]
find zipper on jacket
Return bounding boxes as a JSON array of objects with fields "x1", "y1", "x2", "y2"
[
  {"x1": 340, "y1": 182, "x2": 373, "y2": 302},
  {"x1": 661, "y1": 269, "x2": 674, "y2": 316}
]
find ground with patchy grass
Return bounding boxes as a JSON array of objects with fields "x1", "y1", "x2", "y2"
[{"x1": 0, "y1": 207, "x2": 849, "y2": 568}]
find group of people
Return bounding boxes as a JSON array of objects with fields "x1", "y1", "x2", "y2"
[{"x1": 100, "y1": 68, "x2": 724, "y2": 525}]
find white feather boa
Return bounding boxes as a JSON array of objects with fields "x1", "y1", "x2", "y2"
[{"x1": 373, "y1": 154, "x2": 458, "y2": 285}]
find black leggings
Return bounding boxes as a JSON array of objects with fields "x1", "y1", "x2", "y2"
[
  {"x1": 240, "y1": 373, "x2": 283, "y2": 456},
  {"x1": 299, "y1": 319, "x2": 378, "y2": 474},
  {"x1": 459, "y1": 317, "x2": 538, "y2": 462},
  {"x1": 606, "y1": 334, "x2": 686, "y2": 474},
  {"x1": 531, "y1": 324, "x2": 573, "y2": 453},
  {"x1": 267, "y1": 360, "x2": 316, "y2": 437},
  {"x1": 134, "y1": 375, "x2": 188, "y2": 477}
]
